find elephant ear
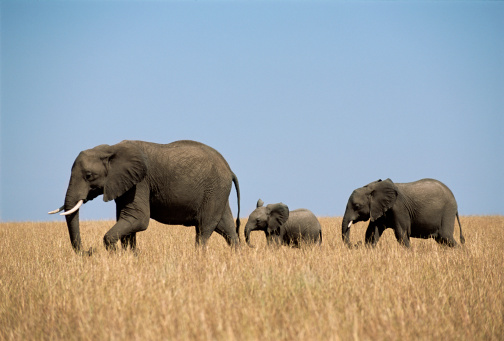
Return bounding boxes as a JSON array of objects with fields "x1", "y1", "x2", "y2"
[
  {"x1": 266, "y1": 203, "x2": 289, "y2": 234},
  {"x1": 103, "y1": 142, "x2": 148, "y2": 202},
  {"x1": 257, "y1": 199, "x2": 264, "y2": 208},
  {"x1": 370, "y1": 179, "x2": 398, "y2": 221}
]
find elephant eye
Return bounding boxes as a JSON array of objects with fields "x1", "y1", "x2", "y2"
[{"x1": 85, "y1": 172, "x2": 95, "y2": 181}]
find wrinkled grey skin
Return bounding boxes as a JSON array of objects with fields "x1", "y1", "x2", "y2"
[
  {"x1": 52, "y1": 140, "x2": 240, "y2": 255},
  {"x1": 244, "y1": 199, "x2": 322, "y2": 247},
  {"x1": 342, "y1": 178, "x2": 465, "y2": 248}
]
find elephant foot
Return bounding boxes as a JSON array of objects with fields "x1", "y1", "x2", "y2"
[
  {"x1": 104, "y1": 243, "x2": 118, "y2": 252},
  {"x1": 103, "y1": 234, "x2": 120, "y2": 252}
]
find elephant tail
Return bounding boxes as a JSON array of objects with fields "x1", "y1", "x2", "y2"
[
  {"x1": 232, "y1": 173, "x2": 241, "y2": 238},
  {"x1": 456, "y1": 212, "x2": 465, "y2": 245},
  {"x1": 318, "y1": 230, "x2": 322, "y2": 245}
]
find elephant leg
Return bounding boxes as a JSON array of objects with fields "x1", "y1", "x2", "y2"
[
  {"x1": 194, "y1": 199, "x2": 235, "y2": 247},
  {"x1": 212, "y1": 226, "x2": 239, "y2": 248},
  {"x1": 120, "y1": 233, "x2": 137, "y2": 250},
  {"x1": 364, "y1": 223, "x2": 385, "y2": 247},
  {"x1": 435, "y1": 214, "x2": 457, "y2": 247},
  {"x1": 104, "y1": 219, "x2": 148, "y2": 251},
  {"x1": 289, "y1": 238, "x2": 301, "y2": 248},
  {"x1": 105, "y1": 185, "x2": 149, "y2": 251},
  {"x1": 434, "y1": 235, "x2": 457, "y2": 247},
  {"x1": 194, "y1": 223, "x2": 215, "y2": 247},
  {"x1": 393, "y1": 227, "x2": 410, "y2": 247},
  {"x1": 214, "y1": 204, "x2": 240, "y2": 247},
  {"x1": 120, "y1": 234, "x2": 129, "y2": 250},
  {"x1": 194, "y1": 215, "x2": 219, "y2": 247}
]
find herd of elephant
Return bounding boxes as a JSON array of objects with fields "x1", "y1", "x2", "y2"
[{"x1": 49, "y1": 140, "x2": 465, "y2": 256}]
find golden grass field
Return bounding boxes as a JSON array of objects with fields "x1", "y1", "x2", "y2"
[{"x1": 1, "y1": 216, "x2": 503, "y2": 340}]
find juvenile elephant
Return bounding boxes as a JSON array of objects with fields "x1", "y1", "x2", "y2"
[
  {"x1": 342, "y1": 178, "x2": 465, "y2": 248},
  {"x1": 49, "y1": 140, "x2": 240, "y2": 254},
  {"x1": 244, "y1": 199, "x2": 322, "y2": 247}
]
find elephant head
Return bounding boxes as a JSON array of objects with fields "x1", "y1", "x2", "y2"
[
  {"x1": 244, "y1": 199, "x2": 289, "y2": 247},
  {"x1": 342, "y1": 179, "x2": 398, "y2": 247},
  {"x1": 49, "y1": 141, "x2": 148, "y2": 254}
]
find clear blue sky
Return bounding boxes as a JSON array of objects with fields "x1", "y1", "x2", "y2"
[{"x1": 1, "y1": 1, "x2": 503, "y2": 222}]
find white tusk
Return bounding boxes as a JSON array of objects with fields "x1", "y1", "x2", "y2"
[
  {"x1": 348, "y1": 221, "x2": 353, "y2": 229},
  {"x1": 60, "y1": 200, "x2": 84, "y2": 216},
  {"x1": 48, "y1": 206, "x2": 64, "y2": 214}
]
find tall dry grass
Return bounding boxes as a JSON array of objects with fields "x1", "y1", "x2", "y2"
[{"x1": 1, "y1": 216, "x2": 503, "y2": 340}]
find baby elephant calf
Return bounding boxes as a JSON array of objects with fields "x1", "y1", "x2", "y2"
[
  {"x1": 244, "y1": 199, "x2": 322, "y2": 247},
  {"x1": 342, "y1": 178, "x2": 465, "y2": 248}
]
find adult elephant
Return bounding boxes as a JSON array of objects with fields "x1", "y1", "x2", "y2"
[
  {"x1": 49, "y1": 140, "x2": 240, "y2": 255},
  {"x1": 342, "y1": 178, "x2": 465, "y2": 248},
  {"x1": 244, "y1": 199, "x2": 322, "y2": 247}
]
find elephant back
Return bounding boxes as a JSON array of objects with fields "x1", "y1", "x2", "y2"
[{"x1": 283, "y1": 209, "x2": 322, "y2": 243}]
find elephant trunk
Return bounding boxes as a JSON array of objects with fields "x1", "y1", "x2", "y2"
[
  {"x1": 64, "y1": 197, "x2": 82, "y2": 253},
  {"x1": 63, "y1": 177, "x2": 92, "y2": 255},
  {"x1": 342, "y1": 215, "x2": 353, "y2": 248},
  {"x1": 244, "y1": 222, "x2": 255, "y2": 248}
]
